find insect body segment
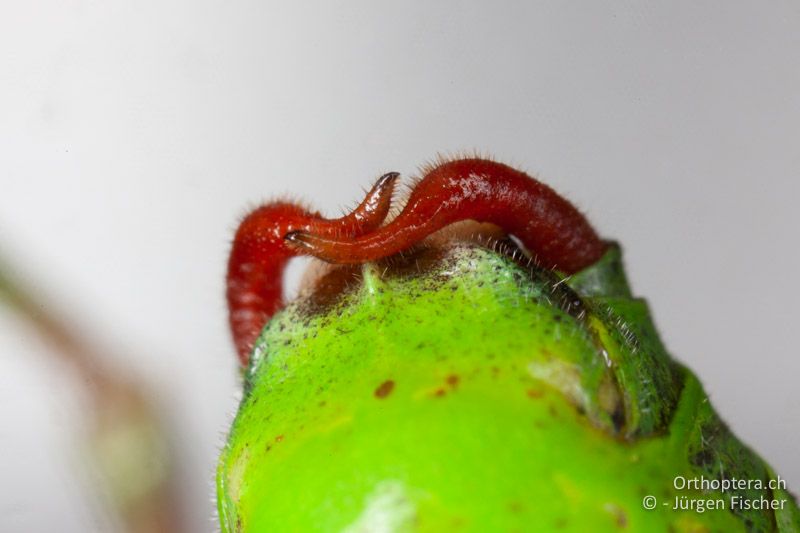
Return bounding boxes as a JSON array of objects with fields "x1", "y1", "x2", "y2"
[
  {"x1": 221, "y1": 158, "x2": 800, "y2": 532},
  {"x1": 286, "y1": 159, "x2": 606, "y2": 273},
  {"x1": 228, "y1": 158, "x2": 607, "y2": 366}
]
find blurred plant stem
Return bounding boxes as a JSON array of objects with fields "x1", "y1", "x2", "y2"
[{"x1": 0, "y1": 257, "x2": 185, "y2": 533}]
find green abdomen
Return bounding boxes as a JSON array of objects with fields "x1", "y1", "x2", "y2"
[{"x1": 218, "y1": 244, "x2": 799, "y2": 532}]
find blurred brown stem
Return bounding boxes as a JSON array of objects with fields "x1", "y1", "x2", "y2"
[{"x1": 0, "y1": 256, "x2": 185, "y2": 533}]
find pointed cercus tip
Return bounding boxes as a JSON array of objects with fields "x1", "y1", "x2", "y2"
[
  {"x1": 284, "y1": 230, "x2": 314, "y2": 250},
  {"x1": 377, "y1": 171, "x2": 400, "y2": 187}
]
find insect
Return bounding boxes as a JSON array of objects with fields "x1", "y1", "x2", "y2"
[{"x1": 218, "y1": 158, "x2": 799, "y2": 532}]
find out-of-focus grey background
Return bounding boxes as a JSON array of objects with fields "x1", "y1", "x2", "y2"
[{"x1": 1, "y1": 2, "x2": 798, "y2": 531}]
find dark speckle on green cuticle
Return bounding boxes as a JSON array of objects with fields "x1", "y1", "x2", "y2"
[{"x1": 374, "y1": 380, "x2": 395, "y2": 399}]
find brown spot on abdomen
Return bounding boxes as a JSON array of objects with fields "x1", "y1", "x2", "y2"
[{"x1": 374, "y1": 380, "x2": 395, "y2": 398}]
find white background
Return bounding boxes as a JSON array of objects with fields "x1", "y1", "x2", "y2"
[{"x1": 1, "y1": 2, "x2": 798, "y2": 531}]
